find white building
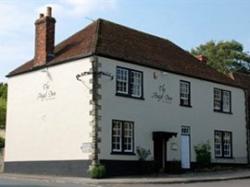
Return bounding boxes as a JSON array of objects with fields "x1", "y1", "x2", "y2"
[{"x1": 4, "y1": 8, "x2": 250, "y2": 177}]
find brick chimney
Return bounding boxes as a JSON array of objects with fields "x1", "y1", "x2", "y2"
[
  {"x1": 196, "y1": 55, "x2": 208, "y2": 64},
  {"x1": 34, "y1": 7, "x2": 56, "y2": 66}
]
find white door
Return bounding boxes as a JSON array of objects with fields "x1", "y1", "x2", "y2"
[
  {"x1": 181, "y1": 135, "x2": 190, "y2": 169},
  {"x1": 181, "y1": 126, "x2": 191, "y2": 169}
]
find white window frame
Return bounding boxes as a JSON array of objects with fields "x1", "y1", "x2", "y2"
[
  {"x1": 112, "y1": 121, "x2": 122, "y2": 152},
  {"x1": 214, "y1": 130, "x2": 232, "y2": 158},
  {"x1": 223, "y1": 132, "x2": 232, "y2": 158},
  {"x1": 222, "y1": 91, "x2": 231, "y2": 112},
  {"x1": 112, "y1": 120, "x2": 134, "y2": 154},
  {"x1": 214, "y1": 88, "x2": 231, "y2": 113},
  {"x1": 116, "y1": 67, "x2": 129, "y2": 94},
  {"x1": 180, "y1": 80, "x2": 191, "y2": 106},
  {"x1": 214, "y1": 131, "x2": 223, "y2": 157},
  {"x1": 123, "y1": 121, "x2": 133, "y2": 152},
  {"x1": 116, "y1": 66, "x2": 143, "y2": 99},
  {"x1": 131, "y1": 71, "x2": 142, "y2": 98}
]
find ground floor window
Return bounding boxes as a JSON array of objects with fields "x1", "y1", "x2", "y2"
[
  {"x1": 214, "y1": 130, "x2": 232, "y2": 158},
  {"x1": 112, "y1": 120, "x2": 134, "y2": 154}
]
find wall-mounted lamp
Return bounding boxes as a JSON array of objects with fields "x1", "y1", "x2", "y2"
[
  {"x1": 162, "y1": 72, "x2": 168, "y2": 76},
  {"x1": 40, "y1": 68, "x2": 53, "y2": 81}
]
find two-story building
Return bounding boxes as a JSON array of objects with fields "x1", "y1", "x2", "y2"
[{"x1": 4, "y1": 7, "x2": 250, "y2": 177}]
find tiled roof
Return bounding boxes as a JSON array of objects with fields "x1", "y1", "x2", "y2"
[{"x1": 7, "y1": 19, "x2": 246, "y2": 89}]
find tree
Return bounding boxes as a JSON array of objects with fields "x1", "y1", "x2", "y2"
[
  {"x1": 0, "y1": 83, "x2": 7, "y2": 100},
  {"x1": 0, "y1": 98, "x2": 6, "y2": 129},
  {"x1": 0, "y1": 83, "x2": 7, "y2": 129},
  {"x1": 191, "y1": 40, "x2": 250, "y2": 74}
]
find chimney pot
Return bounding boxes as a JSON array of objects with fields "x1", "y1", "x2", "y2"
[
  {"x1": 39, "y1": 13, "x2": 44, "y2": 18},
  {"x1": 196, "y1": 55, "x2": 208, "y2": 64},
  {"x1": 46, "y1": 6, "x2": 52, "y2": 17}
]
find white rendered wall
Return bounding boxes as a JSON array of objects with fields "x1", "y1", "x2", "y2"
[
  {"x1": 5, "y1": 58, "x2": 93, "y2": 161},
  {"x1": 98, "y1": 57, "x2": 248, "y2": 164}
]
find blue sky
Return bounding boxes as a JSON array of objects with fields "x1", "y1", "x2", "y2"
[{"x1": 1, "y1": 0, "x2": 250, "y2": 82}]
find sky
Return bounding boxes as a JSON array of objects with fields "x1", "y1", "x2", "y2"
[{"x1": 1, "y1": 0, "x2": 250, "y2": 82}]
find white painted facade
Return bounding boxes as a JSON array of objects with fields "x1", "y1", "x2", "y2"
[
  {"x1": 5, "y1": 58, "x2": 93, "y2": 162},
  {"x1": 5, "y1": 55, "x2": 248, "y2": 169},
  {"x1": 98, "y1": 56, "x2": 248, "y2": 164}
]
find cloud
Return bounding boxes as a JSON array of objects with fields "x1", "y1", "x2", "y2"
[
  {"x1": 63, "y1": 0, "x2": 117, "y2": 17},
  {"x1": 37, "y1": 0, "x2": 118, "y2": 19},
  {"x1": 0, "y1": 0, "x2": 119, "y2": 82}
]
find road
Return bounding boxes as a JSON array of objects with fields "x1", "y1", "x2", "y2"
[
  {"x1": 116, "y1": 179, "x2": 250, "y2": 187},
  {"x1": 0, "y1": 178, "x2": 250, "y2": 187}
]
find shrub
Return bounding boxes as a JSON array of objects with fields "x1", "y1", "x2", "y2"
[
  {"x1": 0, "y1": 98, "x2": 6, "y2": 129},
  {"x1": 194, "y1": 141, "x2": 211, "y2": 167},
  {"x1": 0, "y1": 137, "x2": 5, "y2": 149},
  {"x1": 88, "y1": 163, "x2": 106, "y2": 178},
  {"x1": 136, "y1": 146, "x2": 151, "y2": 161}
]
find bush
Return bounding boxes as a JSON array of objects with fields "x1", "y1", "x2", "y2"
[
  {"x1": 0, "y1": 137, "x2": 5, "y2": 149},
  {"x1": 194, "y1": 141, "x2": 211, "y2": 167},
  {"x1": 0, "y1": 83, "x2": 7, "y2": 129},
  {"x1": 88, "y1": 163, "x2": 106, "y2": 178},
  {"x1": 0, "y1": 104, "x2": 6, "y2": 129},
  {"x1": 136, "y1": 146, "x2": 151, "y2": 161}
]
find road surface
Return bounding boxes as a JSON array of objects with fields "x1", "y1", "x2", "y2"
[{"x1": 0, "y1": 178, "x2": 250, "y2": 187}]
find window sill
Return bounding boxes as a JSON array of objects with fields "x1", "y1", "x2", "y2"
[
  {"x1": 180, "y1": 104, "x2": 192, "y2": 108},
  {"x1": 116, "y1": 93, "x2": 145, "y2": 100},
  {"x1": 214, "y1": 110, "x2": 232, "y2": 115},
  {"x1": 215, "y1": 156, "x2": 233, "y2": 159},
  {"x1": 111, "y1": 151, "x2": 136, "y2": 155}
]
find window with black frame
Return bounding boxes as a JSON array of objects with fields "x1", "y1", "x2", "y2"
[
  {"x1": 116, "y1": 66, "x2": 143, "y2": 99},
  {"x1": 111, "y1": 120, "x2": 134, "y2": 154},
  {"x1": 214, "y1": 88, "x2": 231, "y2": 113},
  {"x1": 214, "y1": 130, "x2": 232, "y2": 158},
  {"x1": 180, "y1": 80, "x2": 191, "y2": 107}
]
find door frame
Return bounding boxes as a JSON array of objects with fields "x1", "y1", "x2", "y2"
[
  {"x1": 152, "y1": 131, "x2": 177, "y2": 170},
  {"x1": 153, "y1": 137, "x2": 166, "y2": 169}
]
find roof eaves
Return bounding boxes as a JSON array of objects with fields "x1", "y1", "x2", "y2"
[
  {"x1": 96, "y1": 53, "x2": 245, "y2": 90},
  {"x1": 6, "y1": 53, "x2": 93, "y2": 78}
]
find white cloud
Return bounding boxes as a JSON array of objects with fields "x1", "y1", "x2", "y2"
[
  {"x1": 37, "y1": 0, "x2": 118, "y2": 19},
  {"x1": 63, "y1": 0, "x2": 117, "y2": 17},
  {"x1": 0, "y1": 0, "x2": 119, "y2": 82}
]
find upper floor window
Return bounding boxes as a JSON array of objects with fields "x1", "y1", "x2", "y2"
[
  {"x1": 180, "y1": 80, "x2": 191, "y2": 107},
  {"x1": 116, "y1": 68, "x2": 128, "y2": 94},
  {"x1": 116, "y1": 67, "x2": 143, "y2": 99},
  {"x1": 214, "y1": 88, "x2": 231, "y2": 113}
]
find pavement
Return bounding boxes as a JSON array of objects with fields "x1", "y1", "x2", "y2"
[{"x1": 1, "y1": 168, "x2": 250, "y2": 185}]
